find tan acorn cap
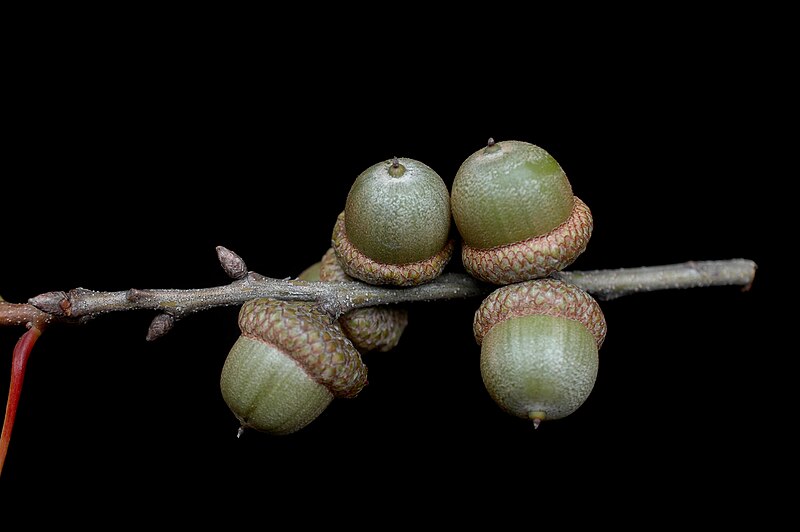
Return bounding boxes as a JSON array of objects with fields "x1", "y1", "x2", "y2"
[
  {"x1": 462, "y1": 196, "x2": 593, "y2": 285},
  {"x1": 238, "y1": 298, "x2": 368, "y2": 398},
  {"x1": 332, "y1": 211, "x2": 454, "y2": 286},
  {"x1": 473, "y1": 278, "x2": 606, "y2": 348},
  {"x1": 319, "y1": 247, "x2": 409, "y2": 352},
  {"x1": 320, "y1": 246, "x2": 351, "y2": 282}
]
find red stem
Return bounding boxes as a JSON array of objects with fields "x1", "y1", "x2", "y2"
[{"x1": 0, "y1": 326, "x2": 42, "y2": 476}]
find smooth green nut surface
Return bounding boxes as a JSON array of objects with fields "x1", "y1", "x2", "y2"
[
  {"x1": 297, "y1": 261, "x2": 322, "y2": 282},
  {"x1": 220, "y1": 336, "x2": 333, "y2": 435},
  {"x1": 480, "y1": 314, "x2": 598, "y2": 421},
  {"x1": 345, "y1": 157, "x2": 451, "y2": 265},
  {"x1": 451, "y1": 140, "x2": 574, "y2": 249}
]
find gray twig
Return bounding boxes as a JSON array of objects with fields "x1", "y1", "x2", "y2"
[
  {"x1": 552, "y1": 259, "x2": 757, "y2": 300},
  {"x1": 3, "y1": 247, "x2": 757, "y2": 340}
]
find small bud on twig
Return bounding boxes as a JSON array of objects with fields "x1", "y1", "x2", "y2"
[
  {"x1": 126, "y1": 288, "x2": 144, "y2": 302},
  {"x1": 216, "y1": 246, "x2": 248, "y2": 280},
  {"x1": 146, "y1": 313, "x2": 175, "y2": 341},
  {"x1": 28, "y1": 291, "x2": 70, "y2": 316}
]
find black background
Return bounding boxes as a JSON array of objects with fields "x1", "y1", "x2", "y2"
[{"x1": 0, "y1": 23, "x2": 787, "y2": 519}]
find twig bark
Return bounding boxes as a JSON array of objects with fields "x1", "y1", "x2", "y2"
[
  {"x1": 0, "y1": 302, "x2": 51, "y2": 329},
  {"x1": 552, "y1": 258, "x2": 758, "y2": 300},
  {"x1": 28, "y1": 272, "x2": 485, "y2": 319},
  {"x1": 1, "y1": 246, "x2": 758, "y2": 340}
]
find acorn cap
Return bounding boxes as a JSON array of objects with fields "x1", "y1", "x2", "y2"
[
  {"x1": 473, "y1": 278, "x2": 606, "y2": 348},
  {"x1": 238, "y1": 298, "x2": 367, "y2": 398},
  {"x1": 332, "y1": 211, "x2": 454, "y2": 286},
  {"x1": 461, "y1": 196, "x2": 593, "y2": 285},
  {"x1": 339, "y1": 308, "x2": 408, "y2": 353},
  {"x1": 319, "y1": 247, "x2": 409, "y2": 353},
  {"x1": 319, "y1": 246, "x2": 351, "y2": 282}
]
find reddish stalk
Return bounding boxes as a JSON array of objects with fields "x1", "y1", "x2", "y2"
[{"x1": 0, "y1": 325, "x2": 43, "y2": 476}]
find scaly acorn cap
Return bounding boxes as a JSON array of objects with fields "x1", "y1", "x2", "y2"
[
  {"x1": 452, "y1": 139, "x2": 593, "y2": 284},
  {"x1": 461, "y1": 197, "x2": 593, "y2": 285},
  {"x1": 332, "y1": 211, "x2": 455, "y2": 287},
  {"x1": 473, "y1": 278, "x2": 606, "y2": 348},
  {"x1": 237, "y1": 298, "x2": 368, "y2": 398},
  {"x1": 319, "y1": 247, "x2": 409, "y2": 353}
]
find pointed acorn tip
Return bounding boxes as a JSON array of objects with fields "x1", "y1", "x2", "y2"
[{"x1": 529, "y1": 411, "x2": 546, "y2": 429}]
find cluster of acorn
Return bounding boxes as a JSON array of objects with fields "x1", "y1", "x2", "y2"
[{"x1": 220, "y1": 139, "x2": 607, "y2": 435}]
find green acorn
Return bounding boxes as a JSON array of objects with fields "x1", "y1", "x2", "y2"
[
  {"x1": 474, "y1": 278, "x2": 607, "y2": 426},
  {"x1": 332, "y1": 157, "x2": 454, "y2": 286},
  {"x1": 220, "y1": 298, "x2": 367, "y2": 436},
  {"x1": 451, "y1": 139, "x2": 593, "y2": 285}
]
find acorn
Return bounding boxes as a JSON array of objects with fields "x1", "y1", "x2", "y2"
[
  {"x1": 298, "y1": 248, "x2": 409, "y2": 353},
  {"x1": 474, "y1": 278, "x2": 607, "y2": 427},
  {"x1": 220, "y1": 298, "x2": 367, "y2": 436},
  {"x1": 450, "y1": 139, "x2": 593, "y2": 285},
  {"x1": 332, "y1": 156, "x2": 455, "y2": 286}
]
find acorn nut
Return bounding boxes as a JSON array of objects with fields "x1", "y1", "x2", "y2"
[
  {"x1": 332, "y1": 157, "x2": 454, "y2": 286},
  {"x1": 299, "y1": 248, "x2": 409, "y2": 353},
  {"x1": 451, "y1": 139, "x2": 593, "y2": 285},
  {"x1": 220, "y1": 298, "x2": 367, "y2": 436},
  {"x1": 474, "y1": 278, "x2": 607, "y2": 427}
]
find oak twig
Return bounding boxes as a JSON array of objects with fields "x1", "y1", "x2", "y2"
[
  {"x1": 1, "y1": 246, "x2": 757, "y2": 341},
  {"x1": 552, "y1": 258, "x2": 758, "y2": 300},
  {"x1": 0, "y1": 248, "x2": 761, "y2": 477}
]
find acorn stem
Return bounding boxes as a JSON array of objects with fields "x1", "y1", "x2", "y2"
[
  {"x1": 388, "y1": 157, "x2": 406, "y2": 177},
  {"x1": 484, "y1": 137, "x2": 501, "y2": 153}
]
